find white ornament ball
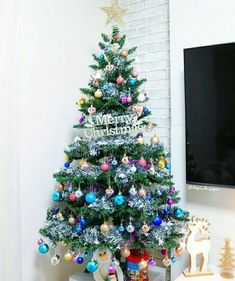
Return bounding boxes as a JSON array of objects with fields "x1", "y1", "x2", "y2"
[
  {"x1": 137, "y1": 93, "x2": 146, "y2": 102},
  {"x1": 126, "y1": 223, "x2": 135, "y2": 233},
  {"x1": 74, "y1": 136, "x2": 81, "y2": 142},
  {"x1": 51, "y1": 255, "x2": 61, "y2": 266},
  {"x1": 129, "y1": 186, "x2": 137, "y2": 196},
  {"x1": 75, "y1": 189, "x2": 83, "y2": 198},
  {"x1": 130, "y1": 165, "x2": 137, "y2": 173}
]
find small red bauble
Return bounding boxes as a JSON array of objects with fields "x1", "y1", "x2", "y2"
[
  {"x1": 69, "y1": 192, "x2": 76, "y2": 201},
  {"x1": 101, "y1": 162, "x2": 110, "y2": 172},
  {"x1": 116, "y1": 75, "x2": 125, "y2": 85},
  {"x1": 138, "y1": 187, "x2": 147, "y2": 197},
  {"x1": 138, "y1": 157, "x2": 147, "y2": 167}
]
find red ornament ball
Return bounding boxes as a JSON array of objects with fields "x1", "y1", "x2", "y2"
[
  {"x1": 69, "y1": 192, "x2": 76, "y2": 202},
  {"x1": 116, "y1": 75, "x2": 125, "y2": 85},
  {"x1": 101, "y1": 162, "x2": 110, "y2": 172},
  {"x1": 138, "y1": 157, "x2": 147, "y2": 167}
]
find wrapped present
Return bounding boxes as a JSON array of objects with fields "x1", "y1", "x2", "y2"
[{"x1": 126, "y1": 249, "x2": 149, "y2": 281}]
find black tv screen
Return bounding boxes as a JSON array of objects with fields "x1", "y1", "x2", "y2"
[{"x1": 184, "y1": 43, "x2": 235, "y2": 187}]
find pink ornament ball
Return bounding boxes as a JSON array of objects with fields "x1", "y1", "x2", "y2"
[
  {"x1": 69, "y1": 192, "x2": 76, "y2": 202},
  {"x1": 138, "y1": 188, "x2": 146, "y2": 197},
  {"x1": 126, "y1": 96, "x2": 132, "y2": 103},
  {"x1": 101, "y1": 163, "x2": 110, "y2": 172},
  {"x1": 116, "y1": 76, "x2": 125, "y2": 85},
  {"x1": 108, "y1": 265, "x2": 116, "y2": 274},
  {"x1": 37, "y1": 239, "x2": 44, "y2": 245},
  {"x1": 149, "y1": 258, "x2": 157, "y2": 266},
  {"x1": 120, "y1": 96, "x2": 127, "y2": 103},
  {"x1": 167, "y1": 198, "x2": 174, "y2": 206},
  {"x1": 131, "y1": 69, "x2": 139, "y2": 78},
  {"x1": 138, "y1": 158, "x2": 147, "y2": 168}
]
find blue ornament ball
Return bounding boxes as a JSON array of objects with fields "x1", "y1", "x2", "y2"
[
  {"x1": 98, "y1": 54, "x2": 104, "y2": 60},
  {"x1": 147, "y1": 194, "x2": 153, "y2": 201},
  {"x1": 163, "y1": 208, "x2": 170, "y2": 215},
  {"x1": 118, "y1": 225, "x2": 125, "y2": 233},
  {"x1": 143, "y1": 107, "x2": 150, "y2": 114},
  {"x1": 153, "y1": 215, "x2": 163, "y2": 226},
  {"x1": 76, "y1": 256, "x2": 84, "y2": 264},
  {"x1": 79, "y1": 217, "x2": 86, "y2": 226},
  {"x1": 171, "y1": 256, "x2": 177, "y2": 264},
  {"x1": 156, "y1": 190, "x2": 162, "y2": 197},
  {"x1": 166, "y1": 163, "x2": 171, "y2": 169},
  {"x1": 64, "y1": 161, "x2": 70, "y2": 168},
  {"x1": 129, "y1": 79, "x2": 136, "y2": 86},
  {"x1": 53, "y1": 207, "x2": 60, "y2": 214},
  {"x1": 76, "y1": 225, "x2": 83, "y2": 234},
  {"x1": 68, "y1": 187, "x2": 73, "y2": 192},
  {"x1": 103, "y1": 84, "x2": 109, "y2": 92},
  {"x1": 111, "y1": 159, "x2": 118, "y2": 166},
  {"x1": 39, "y1": 243, "x2": 49, "y2": 254},
  {"x1": 52, "y1": 191, "x2": 61, "y2": 202},
  {"x1": 114, "y1": 194, "x2": 125, "y2": 205},
  {"x1": 85, "y1": 192, "x2": 96, "y2": 204},
  {"x1": 83, "y1": 252, "x2": 89, "y2": 259},
  {"x1": 86, "y1": 260, "x2": 98, "y2": 272},
  {"x1": 174, "y1": 208, "x2": 184, "y2": 218}
]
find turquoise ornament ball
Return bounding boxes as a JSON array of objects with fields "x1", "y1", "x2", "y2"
[
  {"x1": 166, "y1": 163, "x2": 171, "y2": 169},
  {"x1": 114, "y1": 194, "x2": 125, "y2": 205},
  {"x1": 39, "y1": 243, "x2": 49, "y2": 254},
  {"x1": 86, "y1": 260, "x2": 98, "y2": 272},
  {"x1": 129, "y1": 79, "x2": 136, "y2": 86},
  {"x1": 85, "y1": 192, "x2": 96, "y2": 204},
  {"x1": 174, "y1": 208, "x2": 184, "y2": 218},
  {"x1": 98, "y1": 54, "x2": 104, "y2": 60},
  {"x1": 103, "y1": 84, "x2": 109, "y2": 92},
  {"x1": 118, "y1": 225, "x2": 125, "y2": 233},
  {"x1": 76, "y1": 225, "x2": 83, "y2": 234},
  {"x1": 52, "y1": 191, "x2": 61, "y2": 201}
]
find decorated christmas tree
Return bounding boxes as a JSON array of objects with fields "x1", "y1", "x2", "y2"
[
  {"x1": 38, "y1": 26, "x2": 189, "y2": 279},
  {"x1": 219, "y1": 238, "x2": 235, "y2": 279}
]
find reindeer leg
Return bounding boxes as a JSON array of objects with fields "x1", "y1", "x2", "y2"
[
  {"x1": 202, "y1": 253, "x2": 208, "y2": 272},
  {"x1": 199, "y1": 253, "x2": 204, "y2": 272},
  {"x1": 189, "y1": 254, "x2": 196, "y2": 273}
]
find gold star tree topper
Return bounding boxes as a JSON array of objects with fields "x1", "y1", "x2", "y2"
[{"x1": 101, "y1": 0, "x2": 128, "y2": 25}]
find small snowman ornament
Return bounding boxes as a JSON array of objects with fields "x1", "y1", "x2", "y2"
[{"x1": 93, "y1": 248, "x2": 123, "y2": 281}]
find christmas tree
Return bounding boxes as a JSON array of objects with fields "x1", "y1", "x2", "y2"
[
  {"x1": 219, "y1": 238, "x2": 235, "y2": 279},
  {"x1": 38, "y1": 26, "x2": 189, "y2": 272}
]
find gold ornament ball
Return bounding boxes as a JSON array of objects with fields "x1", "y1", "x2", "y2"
[
  {"x1": 64, "y1": 252, "x2": 73, "y2": 261},
  {"x1": 100, "y1": 222, "x2": 110, "y2": 234},
  {"x1": 68, "y1": 217, "x2": 76, "y2": 225},
  {"x1": 151, "y1": 134, "x2": 160, "y2": 144},
  {"x1": 61, "y1": 241, "x2": 68, "y2": 247},
  {"x1": 146, "y1": 122, "x2": 153, "y2": 130},
  {"x1": 57, "y1": 183, "x2": 64, "y2": 191},
  {"x1": 79, "y1": 98, "x2": 86, "y2": 105},
  {"x1": 81, "y1": 161, "x2": 89, "y2": 170},
  {"x1": 78, "y1": 159, "x2": 85, "y2": 167},
  {"x1": 57, "y1": 212, "x2": 64, "y2": 221},
  {"x1": 95, "y1": 89, "x2": 103, "y2": 99},
  {"x1": 139, "y1": 259, "x2": 148, "y2": 269},
  {"x1": 158, "y1": 157, "x2": 167, "y2": 169},
  {"x1": 121, "y1": 247, "x2": 130, "y2": 258},
  {"x1": 121, "y1": 50, "x2": 128, "y2": 57},
  {"x1": 138, "y1": 137, "x2": 145, "y2": 145},
  {"x1": 175, "y1": 246, "x2": 184, "y2": 256}
]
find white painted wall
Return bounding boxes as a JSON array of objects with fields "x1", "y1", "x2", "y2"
[{"x1": 170, "y1": 0, "x2": 235, "y2": 279}]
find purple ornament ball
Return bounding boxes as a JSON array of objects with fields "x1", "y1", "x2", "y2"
[
  {"x1": 120, "y1": 96, "x2": 127, "y2": 103},
  {"x1": 108, "y1": 265, "x2": 116, "y2": 274},
  {"x1": 149, "y1": 258, "x2": 157, "y2": 266},
  {"x1": 169, "y1": 186, "x2": 176, "y2": 194},
  {"x1": 161, "y1": 249, "x2": 167, "y2": 256},
  {"x1": 167, "y1": 198, "x2": 174, "y2": 206},
  {"x1": 79, "y1": 116, "x2": 85, "y2": 124}
]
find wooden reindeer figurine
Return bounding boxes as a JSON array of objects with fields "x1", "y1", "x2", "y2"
[{"x1": 183, "y1": 216, "x2": 213, "y2": 277}]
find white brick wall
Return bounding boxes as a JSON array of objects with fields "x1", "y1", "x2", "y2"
[{"x1": 119, "y1": 0, "x2": 170, "y2": 149}]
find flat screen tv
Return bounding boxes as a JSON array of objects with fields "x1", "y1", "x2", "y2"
[{"x1": 184, "y1": 43, "x2": 235, "y2": 187}]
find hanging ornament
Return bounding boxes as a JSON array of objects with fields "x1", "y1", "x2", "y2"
[
  {"x1": 95, "y1": 71, "x2": 102, "y2": 80},
  {"x1": 156, "y1": 190, "x2": 162, "y2": 197},
  {"x1": 175, "y1": 246, "x2": 185, "y2": 256},
  {"x1": 86, "y1": 259, "x2": 98, "y2": 272},
  {"x1": 111, "y1": 43, "x2": 120, "y2": 53},
  {"x1": 142, "y1": 223, "x2": 150, "y2": 233},
  {"x1": 149, "y1": 258, "x2": 157, "y2": 266},
  {"x1": 146, "y1": 121, "x2": 154, "y2": 131},
  {"x1": 37, "y1": 239, "x2": 44, "y2": 245},
  {"x1": 64, "y1": 161, "x2": 70, "y2": 168},
  {"x1": 75, "y1": 188, "x2": 83, "y2": 198},
  {"x1": 51, "y1": 254, "x2": 61, "y2": 266},
  {"x1": 98, "y1": 54, "x2": 104, "y2": 60},
  {"x1": 127, "y1": 95, "x2": 132, "y2": 103},
  {"x1": 87, "y1": 105, "x2": 96, "y2": 115},
  {"x1": 139, "y1": 259, "x2": 148, "y2": 269},
  {"x1": 52, "y1": 191, "x2": 61, "y2": 202},
  {"x1": 105, "y1": 63, "x2": 114, "y2": 72},
  {"x1": 129, "y1": 79, "x2": 136, "y2": 86},
  {"x1": 79, "y1": 116, "x2": 85, "y2": 124},
  {"x1": 130, "y1": 165, "x2": 137, "y2": 173},
  {"x1": 161, "y1": 249, "x2": 168, "y2": 256},
  {"x1": 129, "y1": 185, "x2": 137, "y2": 196},
  {"x1": 76, "y1": 256, "x2": 84, "y2": 264},
  {"x1": 94, "y1": 89, "x2": 103, "y2": 99},
  {"x1": 111, "y1": 158, "x2": 118, "y2": 166},
  {"x1": 56, "y1": 212, "x2": 64, "y2": 221},
  {"x1": 102, "y1": 83, "x2": 109, "y2": 92},
  {"x1": 114, "y1": 192, "x2": 125, "y2": 205},
  {"x1": 39, "y1": 243, "x2": 49, "y2": 254},
  {"x1": 121, "y1": 49, "x2": 128, "y2": 57},
  {"x1": 137, "y1": 93, "x2": 146, "y2": 102},
  {"x1": 158, "y1": 157, "x2": 167, "y2": 169},
  {"x1": 163, "y1": 208, "x2": 170, "y2": 215},
  {"x1": 69, "y1": 192, "x2": 76, "y2": 202},
  {"x1": 138, "y1": 157, "x2": 147, "y2": 168},
  {"x1": 151, "y1": 134, "x2": 160, "y2": 144},
  {"x1": 171, "y1": 256, "x2": 177, "y2": 264},
  {"x1": 57, "y1": 183, "x2": 64, "y2": 191},
  {"x1": 121, "y1": 246, "x2": 130, "y2": 258},
  {"x1": 77, "y1": 98, "x2": 86, "y2": 106},
  {"x1": 79, "y1": 217, "x2": 86, "y2": 226},
  {"x1": 121, "y1": 153, "x2": 129, "y2": 164},
  {"x1": 116, "y1": 75, "x2": 125, "y2": 85},
  {"x1": 126, "y1": 222, "x2": 135, "y2": 233},
  {"x1": 148, "y1": 164, "x2": 155, "y2": 175},
  {"x1": 101, "y1": 162, "x2": 110, "y2": 172},
  {"x1": 64, "y1": 252, "x2": 73, "y2": 262},
  {"x1": 120, "y1": 96, "x2": 127, "y2": 104},
  {"x1": 169, "y1": 186, "x2": 176, "y2": 194},
  {"x1": 166, "y1": 163, "x2": 171, "y2": 169},
  {"x1": 132, "y1": 105, "x2": 144, "y2": 116},
  {"x1": 61, "y1": 241, "x2": 68, "y2": 247},
  {"x1": 85, "y1": 192, "x2": 96, "y2": 204},
  {"x1": 108, "y1": 265, "x2": 116, "y2": 274},
  {"x1": 68, "y1": 216, "x2": 76, "y2": 225},
  {"x1": 153, "y1": 215, "x2": 163, "y2": 226},
  {"x1": 143, "y1": 107, "x2": 150, "y2": 114},
  {"x1": 81, "y1": 160, "x2": 90, "y2": 170},
  {"x1": 118, "y1": 223, "x2": 125, "y2": 233},
  {"x1": 138, "y1": 187, "x2": 147, "y2": 197},
  {"x1": 100, "y1": 222, "x2": 110, "y2": 234},
  {"x1": 162, "y1": 256, "x2": 172, "y2": 267},
  {"x1": 174, "y1": 208, "x2": 184, "y2": 218},
  {"x1": 137, "y1": 136, "x2": 145, "y2": 145},
  {"x1": 105, "y1": 186, "x2": 114, "y2": 197},
  {"x1": 92, "y1": 79, "x2": 99, "y2": 86},
  {"x1": 131, "y1": 69, "x2": 138, "y2": 78},
  {"x1": 76, "y1": 225, "x2": 83, "y2": 234},
  {"x1": 167, "y1": 198, "x2": 174, "y2": 206}
]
